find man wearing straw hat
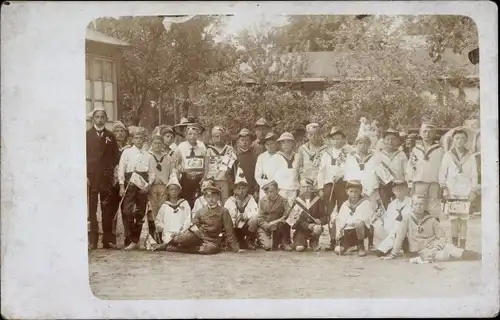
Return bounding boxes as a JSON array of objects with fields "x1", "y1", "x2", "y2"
[
  {"x1": 297, "y1": 123, "x2": 328, "y2": 191},
  {"x1": 252, "y1": 117, "x2": 271, "y2": 156},
  {"x1": 164, "y1": 185, "x2": 244, "y2": 254},
  {"x1": 173, "y1": 118, "x2": 207, "y2": 209},
  {"x1": 118, "y1": 127, "x2": 156, "y2": 250},
  {"x1": 406, "y1": 121, "x2": 445, "y2": 220},
  {"x1": 86, "y1": 106, "x2": 120, "y2": 250}
]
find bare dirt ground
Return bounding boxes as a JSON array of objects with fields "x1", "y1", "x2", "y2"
[{"x1": 89, "y1": 216, "x2": 482, "y2": 300}]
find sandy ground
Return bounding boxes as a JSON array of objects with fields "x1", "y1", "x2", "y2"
[{"x1": 89, "y1": 216, "x2": 482, "y2": 300}]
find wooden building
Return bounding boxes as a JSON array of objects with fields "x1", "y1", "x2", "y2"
[{"x1": 85, "y1": 28, "x2": 130, "y2": 129}]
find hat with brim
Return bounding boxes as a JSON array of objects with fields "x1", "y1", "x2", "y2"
[
  {"x1": 382, "y1": 128, "x2": 401, "y2": 139},
  {"x1": 262, "y1": 180, "x2": 278, "y2": 191},
  {"x1": 306, "y1": 123, "x2": 321, "y2": 132},
  {"x1": 200, "y1": 177, "x2": 216, "y2": 191},
  {"x1": 392, "y1": 180, "x2": 408, "y2": 188},
  {"x1": 328, "y1": 126, "x2": 346, "y2": 138},
  {"x1": 255, "y1": 117, "x2": 270, "y2": 128},
  {"x1": 238, "y1": 128, "x2": 254, "y2": 139},
  {"x1": 263, "y1": 132, "x2": 278, "y2": 142},
  {"x1": 203, "y1": 185, "x2": 221, "y2": 195},
  {"x1": 112, "y1": 121, "x2": 127, "y2": 133},
  {"x1": 355, "y1": 135, "x2": 371, "y2": 144},
  {"x1": 277, "y1": 132, "x2": 295, "y2": 143},
  {"x1": 345, "y1": 180, "x2": 363, "y2": 190},
  {"x1": 159, "y1": 125, "x2": 174, "y2": 136}
]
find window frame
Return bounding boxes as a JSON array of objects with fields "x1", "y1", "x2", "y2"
[{"x1": 85, "y1": 54, "x2": 118, "y2": 121}]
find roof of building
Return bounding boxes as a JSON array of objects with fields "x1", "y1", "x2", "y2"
[
  {"x1": 85, "y1": 28, "x2": 130, "y2": 47},
  {"x1": 242, "y1": 36, "x2": 478, "y2": 83}
]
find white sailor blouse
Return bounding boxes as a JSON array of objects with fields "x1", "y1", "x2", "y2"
[
  {"x1": 335, "y1": 197, "x2": 372, "y2": 239},
  {"x1": 372, "y1": 149, "x2": 409, "y2": 184},
  {"x1": 255, "y1": 151, "x2": 280, "y2": 197},
  {"x1": 344, "y1": 151, "x2": 378, "y2": 195},
  {"x1": 407, "y1": 141, "x2": 445, "y2": 185},
  {"x1": 155, "y1": 199, "x2": 192, "y2": 242},
  {"x1": 438, "y1": 148, "x2": 479, "y2": 196},
  {"x1": 224, "y1": 195, "x2": 259, "y2": 228},
  {"x1": 274, "y1": 151, "x2": 300, "y2": 192},
  {"x1": 317, "y1": 146, "x2": 350, "y2": 188},
  {"x1": 297, "y1": 143, "x2": 328, "y2": 183}
]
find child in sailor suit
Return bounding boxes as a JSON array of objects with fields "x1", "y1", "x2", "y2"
[
  {"x1": 275, "y1": 132, "x2": 300, "y2": 202},
  {"x1": 438, "y1": 129, "x2": 479, "y2": 249},
  {"x1": 374, "y1": 181, "x2": 412, "y2": 256},
  {"x1": 155, "y1": 175, "x2": 191, "y2": 245},
  {"x1": 224, "y1": 167, "x2": 259, "y2": 249},
  {"x1": 255, "y1": 133, "x2": 280, "y2": 199},
  {"x1": 406, "y1": 123, "x2": 445, "y2": 219}
]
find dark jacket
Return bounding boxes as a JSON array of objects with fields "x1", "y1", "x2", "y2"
[
  {"x1": 234, "y1": 147, "x2": 259, "y2": 194},
  {"x1": 86, "y1": 127, "x2": 120, "y2": 192}
]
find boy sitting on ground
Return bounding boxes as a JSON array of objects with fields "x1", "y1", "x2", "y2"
[
  {"x1": 256, "y1": 180, "x2": 293, "y2": 251},
  {"x1": 334, "y1": 180, "x2": 372, "y2": 257},
  {"x1": 224, "y1": 166, "x2": 259, "y2": 250},
  {"x1": 382, "y1": 195, "x2": 481, "y2": 263},
  {"x1": 288, "y1": 178, "x2": 328, "y2": 252}
]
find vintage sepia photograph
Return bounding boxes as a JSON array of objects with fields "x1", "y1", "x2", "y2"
[{"x1": 85, "y1": 13, "x2": 484, "y2": 301}]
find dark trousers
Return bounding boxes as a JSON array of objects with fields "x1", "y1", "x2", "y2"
[
  {"x1": 324, "y1": 180, "x2": 348, "y2": 247},
  {"x1": 121, "y1": 185, "x2": 148, "y2": 244},
  {"x1": 180, "y1": 174, "x2": 203, "y2": 209},
  {"x1": 88, "y1": 188, "x2": 115, "y2": 247},
  {"x1": 339, "y1": 224, "x2": 370, "y2": 249},
  {"x1": 166, "y1": 230, "x2": 220, "y2": 254},
  {"x1": 379, "y1": 182, "x2": 395, "y2": 209}
]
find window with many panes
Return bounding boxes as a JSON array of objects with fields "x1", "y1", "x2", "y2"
[{"x1": 86, "y1": 56, "x2": 116, "y2": 121}]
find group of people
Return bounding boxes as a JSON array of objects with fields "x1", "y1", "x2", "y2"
[{"x1": 87, "y1": 106, "x2": 481, "y2": 264}]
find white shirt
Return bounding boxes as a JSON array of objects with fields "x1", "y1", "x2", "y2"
[
  {"x1": 344, "y1": 151, "x2": 378, "y2": 195},
  {"x1": 274, "y1": 152, "x2": 299, "y2": 191},
  {"x1": 373, "y1": 149, "x2": 408, "y2": 182},
  {"x1": 118, "y1": 145, "x2": 156, "y2": 185},
  {"x1": 155, "y1": 199, "x2": 192, "y2": 241},
  {"x1": 335, "y1": 198, "x2": 372, "y2": 239},
  {"x1": 317, "y1": 146, "x2": 349, "y2": 188},
  {"x1": 384, "y1": 196, "x2": 412, "y2": 236},
  {"x1": 255, "y1": 151, "x2": 280, "y2": 197},
  {"x1": 224, "y1": 195, "x2": 259, "y2": 228},
  {"x1": 174, "y1": 140, "x2": 207, "y2": 173},
  {"x1": 407, "y1": 141, "x2": 445, "y2": 185},
  {"x1": 439, "y1": 148, "x2": 479, "y2": 195}
]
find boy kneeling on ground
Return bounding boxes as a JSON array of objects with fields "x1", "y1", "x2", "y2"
[
  {"x1": 288, "y1": 178, "x2": 328, "y2": 252},
  {"x1": 382, "y1": 195, "x2": 480, "y2": 263},
  {"x1": 164, "y1": 185, "x2": 244, "y2": 254},
  {"x1": 256, "y1": 180, "x2": 293, "y2": 251},
  {"x1": 224, "y1": 166, "x2": 259, "y2": 249},
  {"x1": 334, "y1": 180, "x2": 372, "y2": 257}
]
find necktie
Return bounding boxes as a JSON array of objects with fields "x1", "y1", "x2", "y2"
[
  {"x1": 96, "y1": 130, "x2": 103, "y2": 138},
  {"x1": 190, "y1": 147, "x2": 195, "y2": 158}
]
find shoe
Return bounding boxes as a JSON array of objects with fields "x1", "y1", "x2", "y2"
[
  {"x1": 295, "y1": 245, "x2": 306, "y2": 252},
  {"x1": 102, "y1": 243, "x2": 119, "y2": 250},
  {"x1": 283, "y1": 244, "x2": 293, "y2": 252},
  {"x1": 245, "y1": 241, "x2": 256, "y2": 250},
  {"x1": 124, "y1": 242, "x2": 140, "y2": 251},
  {"x1": 334, "y1": 245, "x2": 346, "y2": 255}
]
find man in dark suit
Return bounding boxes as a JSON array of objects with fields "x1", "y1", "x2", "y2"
[{"x1": 87, "y1": 107, "x2": 120, "y2": 250}]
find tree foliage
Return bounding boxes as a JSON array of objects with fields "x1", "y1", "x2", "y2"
[{"x1": 92, "y1": 14, "x2": 479, "y2": 141}]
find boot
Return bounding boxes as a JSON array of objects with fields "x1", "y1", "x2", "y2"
[
  {"x1": 358, "y1": 241, "x2": 367, "y2": 257},
  {"x1": 459, "y1": 239, "x2": 466, "y2": 249},
  {"x1": 452, "y1": 237, "x2": 459, "y2": 247},
  {"x1": 245, "y1": 236, "x2": 257, "y2": 250}
]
